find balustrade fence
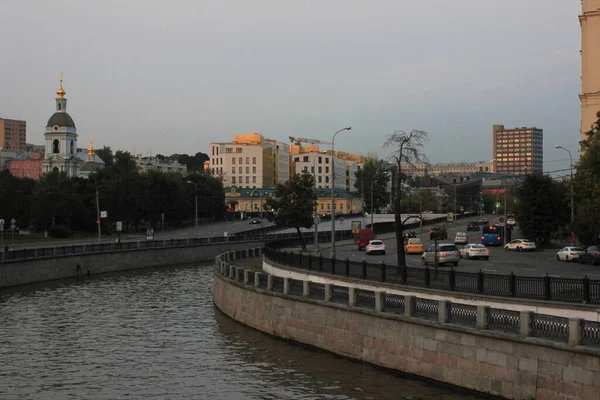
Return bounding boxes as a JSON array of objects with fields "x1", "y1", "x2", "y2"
[
  {"x1": 263, "y1": 245, "x2": 600, "y2": 305},
  {"x1": 216, "y1": 249, "x2": 600, "y2": 349}
]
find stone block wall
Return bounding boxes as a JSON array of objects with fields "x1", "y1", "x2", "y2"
[{"x1": 213, "y1": 272, "x2": 600, "y2": 400}]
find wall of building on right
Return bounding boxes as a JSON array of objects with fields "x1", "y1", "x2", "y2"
[
  {"x1": 492, "y1": 125, "x2": 543, "y2": 175},
  {"x1": 580, "y1": 0, "x2": 600, "y2": 140}
]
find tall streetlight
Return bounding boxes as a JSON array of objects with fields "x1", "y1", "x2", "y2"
[
  {"x1": 89, "y1": 174, "x2": 101, "y2": 241},
  {"x1": 370, "y1": 170, "x2": 387, "y2": 230},
  {"x1": 331, "y1": 127, "x2": 351, "y2": 259},
  {"x1": 555, "y1": 145, "x2": 575, "y2": 241},
  {"x1": 187, "y1": 180, "x2": 199, "y2": 238}
]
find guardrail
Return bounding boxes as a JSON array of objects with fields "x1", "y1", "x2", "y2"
[
  {"x1": 216, "y1": 249, "x2": 600, "y2": 348},
  {"x1": 263, "y1": 244, "x2": 600, "y2": 305}
]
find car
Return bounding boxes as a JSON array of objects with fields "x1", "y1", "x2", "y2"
[
  {"x1": 466, "y1": 221, "x2": 479, "y2": 231},
  {"x1": 556, "y1": 247, "x2": 584, "y2": 262},
  {"x1": 402, "y1": 231, "x2": 416, "y2": 239},
  {"x1": 506, "y1": 217, "x2": 517, "y2": 226},
  {"x1": 249, "y1": 218, "x2": 261, "y2": 225},
  {"x1": 477, "y1": 218, "x2": 489, "y2": 225},
  {"x1": 454, "y1": 232, "x2": 468, "y2": 245},
  {"x1": 423, "y1": 210, "x2": 434, "y2": 214},
  {"x1": 579, "y1": 246, "x2": 600, "y2": 265},
  {"x1": 460, "y1": 244, "x2": 490, "y2": 260},
  {"x1": 366, "y1": 239, "x2": 386, "y2": 255},
  {"x1": 421, "y1": 243, "x2": 460, "y2": 266},
  {"x1": 504, "y1": 239, "x2": 536, "y2": 252},
  {"x1": 429, "y1": 226, "x2": 447, "y2": 240},
  {"x1": 404, "y1": 238, "x2": 424, "y2": 254}
]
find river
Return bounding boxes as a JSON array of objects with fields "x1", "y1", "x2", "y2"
[{"x1": 0, "y1": 265, "x2": 484, "y2": 399}]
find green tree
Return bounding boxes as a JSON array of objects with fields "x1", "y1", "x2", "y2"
[
  {"x1": 264, "y1": 172, "x2": 315, "y2": 250},
  {"x1": 515, "y1": 175, "x2": 569, "y2": 246},
  {"x1": 95, "y1": 146, "x2": 114, "y2": 166},
  {"x1": 384, "y1": 130, "x2": 428, "y2": 267},
  {"x1": 354, "y1": 160, "x2": 391, "y2": 214},
  {"x1": 573, "y1": 111, "x2": 600, "y2": 245},
  {"x1": 113, "y1": 150, "x2": 137, "y2": 173}
]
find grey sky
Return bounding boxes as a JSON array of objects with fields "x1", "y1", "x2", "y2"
[{"x1": 1, "y1": 0, "x2": 582, "y2": 175}]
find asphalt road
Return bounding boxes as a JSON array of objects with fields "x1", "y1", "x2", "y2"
[{"x1": 317, "y1": 218, "x2": 600, "y2": 280}]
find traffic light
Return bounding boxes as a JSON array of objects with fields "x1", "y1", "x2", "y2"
[{"x1": 481, "y1": 202, "x2": 484, "y2": 207}]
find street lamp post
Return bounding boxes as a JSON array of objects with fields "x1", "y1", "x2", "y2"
[
  {"x1": 89, "y1": 174, "x2": 101, "y2": 241},
  {"x1": 187, "y1": 180, "x2": 199, "y2": 238},
  {"x1": 555, "y1": 145, "x2": 575, "y2": 241},
  {"x1": 331, "y1": 127, "x2": 351, "y2": 259}
]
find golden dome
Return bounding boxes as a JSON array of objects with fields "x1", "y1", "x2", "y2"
[{"x1": 56, "y1": 72, "x2": 66, "y2": 98}]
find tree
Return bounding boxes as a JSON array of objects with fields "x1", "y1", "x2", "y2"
[
  {"x1": 384, "y1": 130, "x2": 428, "y2": 267},
  {"x1": 95, "y1": 146, "x2": 114, "y2": 166},
  {"x1": 113, "y1": 150, "x2": 137, "y2": 173},
  {"x1": 514, "y1": 175, "x2": 569, "y2": 247},
  {"x1": 354, "y1": 159, "x2": 391, "y2": 214},
  {"x1": 264, "y1": 172, "x2": 315, "y2": 251},
  {"x1": 573, "y1": 110, "x2": 600, "y2": 245}
]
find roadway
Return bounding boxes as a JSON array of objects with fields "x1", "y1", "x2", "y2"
[{"x1": 315, "y1": 218, "x2": 600, "y2": 280}]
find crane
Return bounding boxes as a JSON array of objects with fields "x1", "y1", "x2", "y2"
[{"x1": 289, "y1": 136, "x2": 332, "y2": 146}]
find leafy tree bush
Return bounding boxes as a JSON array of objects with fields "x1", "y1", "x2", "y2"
[{"x1": 48, "y1": 224, "x2": 73, "y2": 238}]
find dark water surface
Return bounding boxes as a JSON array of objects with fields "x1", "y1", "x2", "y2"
[{"x1": 0, "y1": 266, "x2": 485, "y2": 399}]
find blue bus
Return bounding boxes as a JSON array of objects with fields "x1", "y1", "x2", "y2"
[{"x1": 481, "y1": 224, "x2": 504, "y2": 246}]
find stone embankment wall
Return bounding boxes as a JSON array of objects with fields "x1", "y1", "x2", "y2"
[
  {"x1": 213, "y1": 255, "x2": 600, "y2": 400},
  {"x1": 0, "y1": 242, "x2": 259, "y2": 288}
]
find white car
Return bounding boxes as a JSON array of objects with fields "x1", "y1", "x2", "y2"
[
  {"x1": 366, "y1": 240, "x2": 386, "y2": 255},
  {"x1": 504, "y1": 239, "x2": 536, "y2": 252},
  {"x1": 460, "y1": 244, "x2": 490, "y2": 260},
  {"x1": 454, "y1": 232, "x2": 468, "y2": 245},
  {"x1": 556, "y1": 247, "x2": 584, "y2": 262},
  {"x1": 507, "y1": 217, "x2": 517, "y2": 226}
]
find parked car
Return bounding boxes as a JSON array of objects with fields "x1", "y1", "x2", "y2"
[
  {"x1": 460, "y1": 244, "x2": 490, "y2": 260},
  {"x1": 556, "y1": 247, "x2": 584, "y2": 262},
  {"x1": 421, "y1": 243, "x2": 460, "y2": 266},
  {"x1": 466, "y1": 221, "x2": 479, "y2": 231},
  {"x1": 454, "y1": 232, "x2": 468, "y2": 245},
  {"x1": 579, "y1": 246, "x2": 600, "y2": 265},
  {"x1": 366, "y1": 239, "x2": 386, "y2": 255},
  {"x1": 504, "y1": 239, "x2": 536, "y2": 252},
  {"x1": 249, "y1": 218, "x2": 261, "y2": 225},
  {"x1": 404, "y1": 238, "x2": 424, "y2": 254}
]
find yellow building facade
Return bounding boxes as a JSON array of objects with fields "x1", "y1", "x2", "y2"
[{"x1": 581, "y1": 0, "x2": 600, "y2": 139}]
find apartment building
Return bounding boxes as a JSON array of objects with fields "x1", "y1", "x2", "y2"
[
  {"x1": 401, "y1": 161, "x2": 492, "y2": 177},
  {"x1": 581, "y1": 0, "x2": 600, "y2": 139},
  {"x1": 209, "y1": 133, "x2": 289, "y2": 189},
  {"x1": 291, "y1": 151, "x2": 356, "y2": 191},
  {"x1": 136, "y1": 154, "x2": 187, "y2": 174},
  {"x1": 492, "y1": 125, "x2": 543, "y2": 175},
  {"x1": 0, "y1": 118, "x2": 26, "y2": 152}
]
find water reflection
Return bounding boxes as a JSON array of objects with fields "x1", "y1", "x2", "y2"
[{"x1": 0, "y1": 266, "x2": 483, "y2": 399}]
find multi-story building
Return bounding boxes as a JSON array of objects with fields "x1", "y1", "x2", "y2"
[
  {"x1": 6, "y1": 152, "x2": 43, "y2": 180},
  {"x1": 135, "y1": 154, "x2": 187, "y2": 174},
  {"x1": 0, "y1": 118, "x2": 26, "y2": 153},
  {"x1": 208, "y1": 133, "x2": 289, "y2": 189},
  {"x1": 291, "y1": 151, "x2": 355, "y2": 191},
  {"x1": 492, "y1": 125, "x2": 543, "y2": 175},
  {"x1": 400, "y1": 161, "x2": 492, "y2": 177},
  {"x1": 580, "y1": 0, "x2": 600, "y2": 139}
]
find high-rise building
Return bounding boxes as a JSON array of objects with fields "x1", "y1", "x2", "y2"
[
  {"x1": 492, "y1": 125, "x2": 543, "y2": 175},
  {"x1": 580, "y1": 0, "x2": 600, "y2": 139},
  {"x1": 0, "y1": 118, "x2": 26, "y2": 152}
]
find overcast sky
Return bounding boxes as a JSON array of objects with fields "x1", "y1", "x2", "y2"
[{"x1": 1, "y1": 0, "x2": 582, "y2": 175}]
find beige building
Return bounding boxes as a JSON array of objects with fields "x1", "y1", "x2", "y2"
[
  {"x1": 492, "y1": 125, "x2": 543, "y2": 175},
  {"x1": 208, "y1": 133, "x2": 289, "y2": 189},
  {"x1": 580, "y1": 0, "x2": 600, "y2": 139},
  {"x1": 401, "y1": 161, "x2": 492, "y2": 177},
  {"x1": 292, "y1": 151, "x2": 359, "y2": 191},
  {"x1": 0, "y1": 118, "x2": 26, "y2": 152}
]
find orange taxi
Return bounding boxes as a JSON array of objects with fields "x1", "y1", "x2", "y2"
[{"x1": 404, "y1": 238, "x2": 424, "y2": 254}]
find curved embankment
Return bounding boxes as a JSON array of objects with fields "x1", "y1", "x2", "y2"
[{"x1": 213, "y1": 249, "x2": 600, "y2": 400}]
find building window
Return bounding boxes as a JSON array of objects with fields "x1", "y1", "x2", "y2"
[
  {"x1": 225, "y1": 148, "x2": 233, "y2": 153},
  {"x1": 53, "y1": 139, "x2": 59, "y2": 153},
  {"x1": 303, "y1": 156, "x2": 309, "y2": 162},
  {"x1": 326, "y1": 157, "x2": 329, "y2": 164},
  {"x1": 318, "y1": 166, "x2": 322, "y2": 173},
  {"x1": 232, "y1": 158, "x2": 236, "y2": 164},
  {"x1": 318, "y1": 156, "x2": 322, "y2": 163},
  {"x1": 325, "y1": 167, "x2": 329, "y2": 174},
  {"x1": 232, "y1": 177, "x2": 236, "y2": 184},
  {"x1": 236, "y1": 147, "x2": 242, "y2": 153},
  {"x1": 238, "y1": 157, "x2": 242, "y2": 164},
  {"x1": 246, "y1": 166, "x2": 249, "y2": 173},
  {"x1": 232, "y1": 167, "x2": 235, "y2": 173},
  {"x1": 294, "y1": 157, "x2": 300, "y2": 162},
  {"x1": 311, "y1": 166, "x2": 315, "y2": 173},
  {"x1": 318, "y1": 176, "x2": 322, "y2": 183},
  {"x1": 246, "y1": 176, "x2": 249, "y2": 184},
  {"x1": 246, "y1": 157, "x2": 250, "y2": 164},
  {"x1": 252, "y1": 157, "x2": 256, "y2": 164},
  {"x1": 325, "y1": 176, "x2": 329, "y2": 183},
  {"x1": 239, "y1": 167, "x2": 242, "y2": 173},
  {"x1": 253, "y1": 167, "x2": 256, "y2": 173},
  {"x1": 252, "y1": 176, "x2": 256, "y2": 183}
]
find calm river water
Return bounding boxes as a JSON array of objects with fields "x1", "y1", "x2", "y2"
[{"x1": 0, "y1": 266, "x2": 484, "y2": 399}]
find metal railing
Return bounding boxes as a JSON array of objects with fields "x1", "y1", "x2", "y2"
[
  {"x1": 263, "y1": 244, "x2": 600, "y2": 305},
  {"x1": 215, "y1": 250, "x2": 600, "y2": 348}
]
